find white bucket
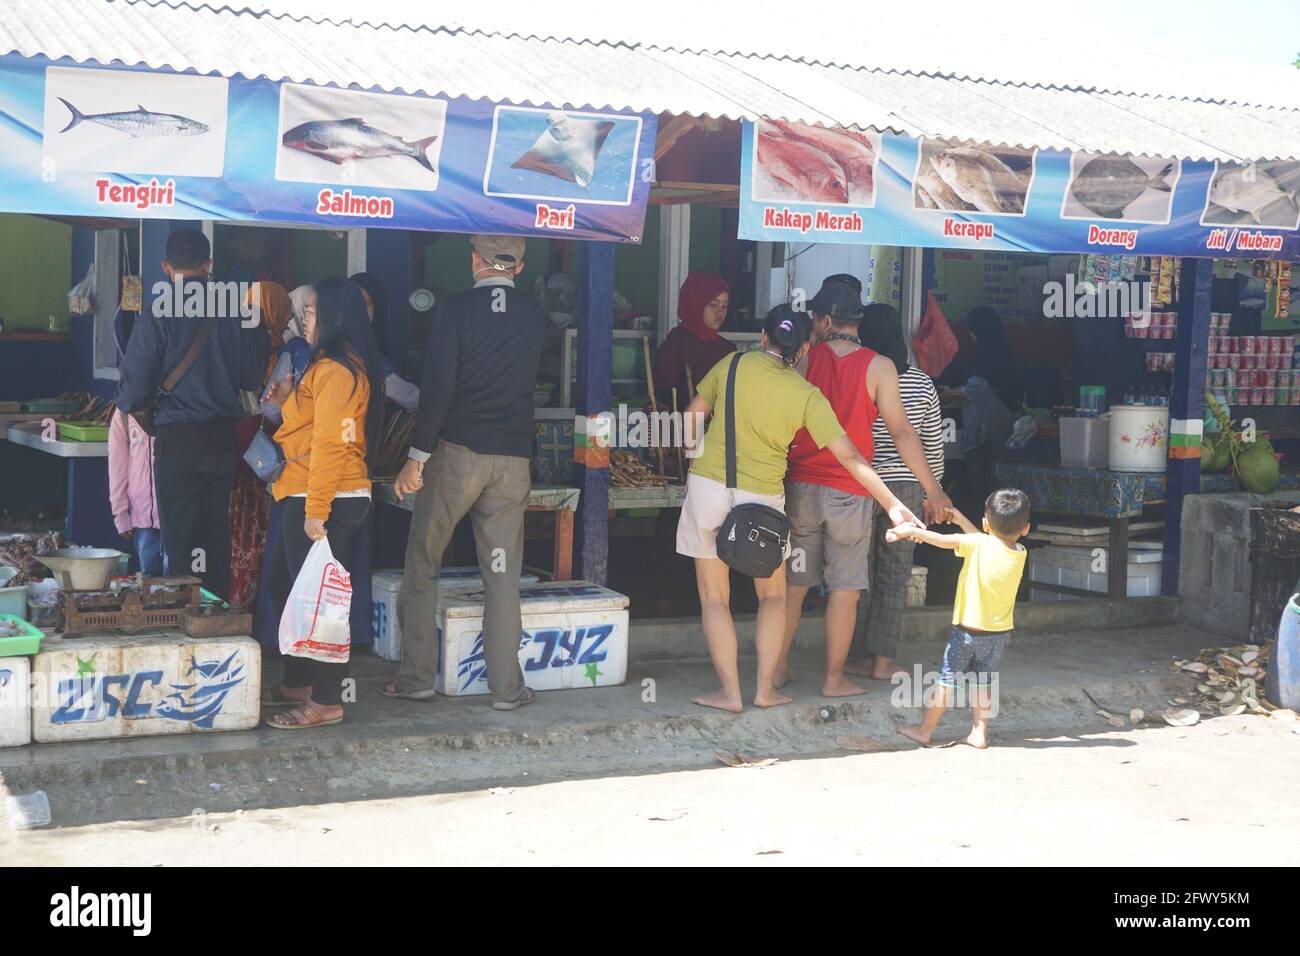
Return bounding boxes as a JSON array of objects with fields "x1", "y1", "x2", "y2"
[{"x1": 1107, "y1": 405, "x2": 1169, "y2": 473}]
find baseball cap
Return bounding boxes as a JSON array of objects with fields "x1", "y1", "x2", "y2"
[
  {"x1": 808, "y1": 279, "x2": 864, "y2": 324},
  {"x1": 824, "y1": 272, "x2": 863, "y2": 294},
  {"x1": 471, "y1": 234, "x2": 526, "y2": 271}
]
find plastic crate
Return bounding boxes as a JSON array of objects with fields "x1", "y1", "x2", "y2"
[
  {"x1": 0, "y1": 614, "x2": 43, "y2": 656},
  {"x1": 57, "y1": 420, "x2": 109, "y2": 442}
]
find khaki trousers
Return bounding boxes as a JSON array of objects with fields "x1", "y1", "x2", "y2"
[{"x1": 396, "y1": 440, "x2": 531, "y2": 703}]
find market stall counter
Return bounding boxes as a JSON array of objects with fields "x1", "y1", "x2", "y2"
[
  {"x1": 376, "y1": 482, "x2": 579, "y2": 580},
  {"x1": 997, "y1": 461, "x2": 1300, "y2": 598},
  {"x1": 5, "y1": 421, "x2": 118, "y2": 550}
]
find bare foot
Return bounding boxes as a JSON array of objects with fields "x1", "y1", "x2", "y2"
[
  {"x1": 753, "y1": 688, "x2": 794, "y2": 708},
  {"x1": 694, "y1": 689, "x2": 744, "y2": 713},
  {"x1": 870, "y1": 659, "x2": 909, "y2": 681},
  {"x1": 897, "y1": 723, "x2": 932, "y2": 747},
  {"x1": 773, "y1": 666, "x2": 790, "y2": 689},
  {"x1": 822, "y1": 675, "x2": 867, "y2": 697},
  {"x1": 843, "y1": 657, "x2": 874, "y2": 676},
  {"x1": 961, "y1": 730, "x2": 990, "y2": 749}
]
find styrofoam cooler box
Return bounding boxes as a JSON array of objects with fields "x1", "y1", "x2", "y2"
[
  {"x1": 31, "y1": 634, "x2": 260, "y2": 743},
  {"x1": 436, "y1": 581, "x2": 629, "y2": 696},
  {"x1": 371, "y1": 567, "x2": 540, "y2": 663},
  {"x1": 1028, "y1": 545, "x2": 1163, "y2": 602},
  {"x1": 0, "y1": 656, "x2": 31, "y2": 748}
]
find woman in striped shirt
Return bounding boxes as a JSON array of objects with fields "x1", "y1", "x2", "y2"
[{"x1": 846, "y1": 303, "x2": 947, "y2": 680}]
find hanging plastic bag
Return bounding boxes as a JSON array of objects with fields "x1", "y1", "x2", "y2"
[
  {"x1": 67, "y1": 262, "x2": 95, "y2": 316},
  {"x1": 912, "y1": 290, "x2": 959, "y2": 379},
  {"x1": 278, "y1": 538, "x2": 352, "y2": 663}
]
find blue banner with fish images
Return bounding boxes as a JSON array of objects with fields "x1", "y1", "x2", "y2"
[
  {"x1": 0, "y1": 54, "x2": 656, "y2": 242},
  {"x1": 738, "y1": 120, "x2": 1300, "y2": 260}
]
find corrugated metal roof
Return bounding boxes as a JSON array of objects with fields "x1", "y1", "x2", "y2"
[
  {"x1": 234, "y1": 0, "x2": 1300, "y2": 111},
  {"x1": 3, "y1": 0, "x2": 1300, "y2": 162}
]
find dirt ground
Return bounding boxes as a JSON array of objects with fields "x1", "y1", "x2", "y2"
[{"x1": 8, "y1": 712, "x2": 1298, "y2": 866}]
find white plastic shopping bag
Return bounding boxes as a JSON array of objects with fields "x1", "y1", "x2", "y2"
[{"x1": 279, "y1": 538, "x2": 353, "y2": 663}]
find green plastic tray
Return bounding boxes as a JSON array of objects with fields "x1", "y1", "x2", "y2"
[
  {"x1": 0, "y1": 614, "x2": 43, "y2": 656},
  {"x1": 58, "y1": 421, "x2": 109, "y2": 442}
]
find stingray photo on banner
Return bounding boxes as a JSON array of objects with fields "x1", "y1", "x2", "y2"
[{"x1": 482, "y1": 106, "x2": 643, "y2": 206}]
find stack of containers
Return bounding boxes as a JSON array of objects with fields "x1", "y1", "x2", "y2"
[
  {"x1": 1207, "y1": 333, "x2": 1299, "y2": 406},
  {"x1": 1124, "y1": 311, "x2": 1178, "y2": 339}
]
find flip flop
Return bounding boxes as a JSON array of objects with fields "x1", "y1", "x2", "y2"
[
  {"x1": 266, "y1": 703, "x2": 343, "y2": 731},
  {"x1": 491, "y1": 688, "x2": 536, "y2": 711},
  {"x1": 380, "y1": 682, "x2": 439, "y2": 700},
  {"x1": 261, "y1": 685, "x2": 309, "y2": 707}
]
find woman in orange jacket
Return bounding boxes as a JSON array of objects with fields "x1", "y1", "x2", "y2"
[{"x1": 261, "y1": 277, "x2": 385, "y2": 730}]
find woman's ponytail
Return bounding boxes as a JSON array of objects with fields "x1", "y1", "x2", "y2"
[{"x1": 763, "y1": 304, "x2": 810, "y2": 365}]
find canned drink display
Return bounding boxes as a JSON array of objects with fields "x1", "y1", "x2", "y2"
[
  {"x1": 1239, "y1": 336, "x2": 1257, "y2": 353},
  {"x1": 1264, "y1": 371, "x2": 1278, "y2": 388},
  {"x1": 1252, "y1": 387, "x2": 1265, "y2": 405},
  {"x1": 1223, "y1": 386, "x2": 1238, "y2": 404},
  {"x1": 1263, "y1": 387, "x2": 1277, "y2": 405},
  {"x1": 1223, "y1": 369, "x2": 1236, "y2": 386},
  {"x1": 1160, "y1": 327, "x2": 1174, "y2": 339}
]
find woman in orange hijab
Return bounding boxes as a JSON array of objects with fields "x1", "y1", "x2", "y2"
[
  {"x1": 652, "y1": 273, "x2": 734, "y2": 408},
  {"x1": 229, "y1": 281, "x2": 295, "y2": 611}
]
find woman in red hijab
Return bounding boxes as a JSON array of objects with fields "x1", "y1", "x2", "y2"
[{"x1": 652, "y1": 273, "x2": 734, "y2": 408}]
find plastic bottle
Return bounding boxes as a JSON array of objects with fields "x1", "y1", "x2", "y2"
[{"x1": 1265, "y1": 592, "x2": 1300, "y2": 710}]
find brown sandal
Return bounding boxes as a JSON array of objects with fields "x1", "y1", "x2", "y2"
[{"x1": 266, "y1": 702, "x2": 343, "y2": 730}]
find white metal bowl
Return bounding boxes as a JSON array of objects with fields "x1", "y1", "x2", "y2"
[{"x1": 36, "y1": 548, "x2": 125, "y2": 591}]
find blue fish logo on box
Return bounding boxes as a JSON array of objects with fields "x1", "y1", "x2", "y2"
[{"x1": 154, "y1": 652, "x2": 247, "y2": 729}]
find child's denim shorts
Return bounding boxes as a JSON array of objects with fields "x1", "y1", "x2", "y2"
[{"x1": 938, "y1": 625, "x2": 1010, "y2": 688}]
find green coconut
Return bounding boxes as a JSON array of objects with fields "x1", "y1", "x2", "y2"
[{"x1": 1236, "y1": 443, "x2": 1280, "y2": 494}]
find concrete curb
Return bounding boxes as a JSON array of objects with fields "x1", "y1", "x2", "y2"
[{"x1": 0, "y1": 662, "x2": 1194, "y2": 829}]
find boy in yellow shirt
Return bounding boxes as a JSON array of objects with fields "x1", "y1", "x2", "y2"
[{"x1": 886, "y1": 488, "x2": 1031, "y2": 749}]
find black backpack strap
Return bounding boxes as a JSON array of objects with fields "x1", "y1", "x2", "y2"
[{"x1": 724, "y1": 351, "x2": 744, "y2": 490}]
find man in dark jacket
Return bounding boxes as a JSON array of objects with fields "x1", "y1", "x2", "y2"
[
  {"x1": 386, "y1": 235, "x2": 546, "y2": 710},
  {"x1": 115, "y1": 229, "x2": 268, "y2": 600}
]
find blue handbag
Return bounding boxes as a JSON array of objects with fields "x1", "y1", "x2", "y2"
[{"x1": 243, "y1": 423, "x2": 305, "y2": 482}]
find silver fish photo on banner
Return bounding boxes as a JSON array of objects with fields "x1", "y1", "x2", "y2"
[
  {"x1": 912, "y1": 138, "x2": 1036, "y2": 216},
  {"x1": 1061, "y1": 152, "x2": 1181, "y2": 224},
  {"x1": 1200, "y1": 160, "x2": 1300, "y2": 230},
  {"x1": 41, "y1": 65, "x2": 228, "y2": 178},
  {"x1": 275, "y1": 83, "x2": 447, "y2": 192}
]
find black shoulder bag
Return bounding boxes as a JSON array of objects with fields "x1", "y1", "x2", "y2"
[
  {"x1": 132, "y1": 313, "x2": 219, "y2": 437},
  {"x1": 713, "y1": 351, "x2": 792, "y2": 579}
]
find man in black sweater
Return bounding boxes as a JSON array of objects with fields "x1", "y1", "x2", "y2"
[
  {"x1": 387, "y1": 235, "x2": 546, "y2": 709},
  {"x1": 116, "y1": 229, "x2": 268, "y2": 601}
]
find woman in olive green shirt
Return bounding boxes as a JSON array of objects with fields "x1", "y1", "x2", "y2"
[{"x1": 677, "y1": 305, "x2": 922, "y2": 713}]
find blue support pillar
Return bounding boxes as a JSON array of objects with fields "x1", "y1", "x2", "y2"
[
  {"x1": 363, "y1": 230, "x2": 412, "y2": 374},
  {"x1": 574, "y1": 242, "x2": 613, "y2": 585},
  {"x1": 1161, "y1": 258, "x2": 1213, "y2": 596}
]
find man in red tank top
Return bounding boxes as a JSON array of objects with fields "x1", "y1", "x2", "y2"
[{"x1": 779, "y1": 279, "x2": 951, "y2": 697}]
